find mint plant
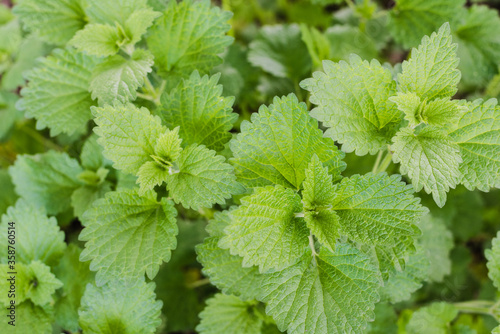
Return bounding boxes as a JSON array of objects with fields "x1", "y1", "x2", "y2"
[{"x1": 0, "y1": 0, "x2": 500, "y2": 333}]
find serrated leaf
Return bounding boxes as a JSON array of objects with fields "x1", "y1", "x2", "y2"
[
  {"x1": 78, "y1": 279, "x2": 162, "y2": 334},
  {"x1": 124, "y1": 8, "x2": 161, "y2": 45},
  {"x1": 397, "y1": 23, "x2": 461, "y2": 101},
  {"x1": 248, "y1": 24, "x2": 312, "y2": 81},
  {"x1": 85, "y1": 0, "x2": 149, "y2": 25},
  {"x1": 90, "y1": 50, "x2": 154, "y2": 105},
  {"x1": 324, "y1": 25, "x2": 379, "y2": 62},
  {"x1": 0, "y1": 301, "x2": 53, "y2": 334},
  {"x1": 230, "y1": 94, "x2": 346, "y2": 189},
  {"x1": 19, "y1": 48, "x2": 100, "y2": 136},
  {"x1": 9, "y1": 151, "x2": 83, "y2": 215},
  {"x1": 71, "y1": 182, "x2": 112, "y2": 218},
  {"x1": 154, "y1": 126, "x2": 183, "y2": 163},
  {"x1": 389, "y1": 0, "x2": 465, "y2": 49},
  {"x1": 92, "y1": 102, "x2": 166, "y2": 175},
  {"x1": 80, "y1": 134, "x2": 110, "y2": 171},
  {"x1": 331, "y1": 173, "x2": 424, "y2": 246},
  {"x1": 258, "y1": 245, "x2": 380, "y2": 334},
  {"x1": 304, "y1": 210, "x2": 339, "y2": 252},
  {"x1": 136, "y1": 161, "x2": 170, "y2": 195},
  {"x1": 197, "y1": 294, "x2": 264, "y2": 334},
  {"x1": 449, "y1": 98, "x2": 500, "y2": 191},
  {"x1": 406, "y1": 302, "x2": 458, "y2": 334},
  {"x1": 13, "y1": 0, "x2": 87, "y2": 45},
  {"x1": 70, "y1": 24, "x2": 124, "y2": 57},
  {"x1": 158, "y1": 71, "x2": 237, "y2": 152},
  {"x1": 301, "y1": 55, "x2": 401, "y2": 155},
  {"x1": 146, "y1": 0, "x2": 233, "y2": 80},
  {"x1": 392, "y1": 126, "x2": 462, "y2": 207},
  {"x1": 79, "y1": 189, "x2": 178, "y2": 286},
  {"x1": 220, "y1": 185, "x2": 309, "y2": 272},
  {"x1": 166, "y1": 144, "x2": 244, "y2": 210},
  {"x1": 486, "y1": 231, "x2": 500, "y2": 290},
  {"x1": 302, "y1": 155, "x2": 335, "y2": 210}
]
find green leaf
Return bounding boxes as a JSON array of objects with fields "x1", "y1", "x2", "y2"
[
  {"x1": 324, "y1": 25, "x2": 379, "y2": 62},
  {"x1": 70, "y1": 24, "x2": 124, "y2": 57},
  {"x1": 197, "y1": 294, "x2": 264, "y2": 334},
  {"x1": 13, "y1": 0, "x2": 87, "y2": 45},
  {"x1": 366, "y1": 303, "x2": 398, "y2": 334},
  {"x1": 230, "y1": 94, "x2": 346, "y2": 189},
  {"x1": 0, "y1": 91, "x2": 22, "y2": 140},
  {"x1": 392, "y1": 126, "x2": 462, "y2": 207},
  {"x1": 388, "y1": 0, "x2": 465, "y2": 49},
  {"x1": 220, "y1": 185, "x2": 309, "y2": 272},
  {"x1": 258, "y1": 245, "x2": 380, "y2": 334},
  {"x1": 0, "y1": 169, "x2": 17, "y2": 218},
  {"x1": 80, "y1": 134, "x2": 110, "y2": 171},
  {"x1": 85, "y1": 0, "x2": 149, "y2": 25},
  {"x1": 78, "y1": 279, "x2": 162, "y2": 334},
  {"x1": 300, "y1": 24, "x2": 330, "y2": 68},
  {"x1": 331, "y1": 173, "x2": 424, "y2": 246},
  {"x1": 248, "y1": 24, "x2": 312, "y2": 81},
  {"x1": 166, "y1": 144, "x2": 244, "y2": 210},
  {"x1": 136, "y1": 161, "x2": 170, "y2": 195},
  {"x1": 406, "y1": 302, "x2": 458, "y2": 334},
  {"x1": 0, "y1": 301, "x2": 53, "y2": 334},
  {"x1": 90, "y1": 50, "x2": 154, "y2": 105},
  {"x1": 486, "y1": 231, "x2": 500, "y2": 290},
  {"x1": 92, "y1": 102, "x2": 166, "y2": 175},
  {"x1": 158, "y1": 71, "x2": 237, "y2": 152},
  {"x1": 9, "y1": 151, "x2": 83, "y2": 215},
  {"x1": 302, "y1": 155, "x2": 336, "y2": 210},
  {"x1": 19, "y1": 48, "x2": 100, "y2": 136},
  {"x1": 146, "y1": 0, "x2": 233, "y2": 80},
  {"x1": 304, "y1": 210, "x2": 340, "y2": 253},
  {"x1": 79, "y1": 189, "x2": 178, "y2": 286},
  {"x1": 397, "y1": 23, "x2": 461, "y2": 101},
  {"x1": 71, "y1": 182, "x2": 112, "y2": 218},
  {"x1": 53, "y1": 244, "x2": 94, "y2": 333},
  {"x1": 123, "y1": 8, "x2": 161, "y2": 45},
  {"x1": 449, "y1": 98, "x2": 500, "y2": 191},
  {"x1": 301, "y1": 55, "x2": 401, "y2": 155}
]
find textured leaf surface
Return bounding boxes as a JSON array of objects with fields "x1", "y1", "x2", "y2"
[
  {"x1": 231, "y1": 94, "x2": 345, "y2": 189},
  {"x1": 197, "y1": 294, "x2": 264, "y2": 334},
  {"x1": 406, "y1": 302, "x2": 458, "y2": 334},
  {"x1": 449, "y1": 99, "x2": 500, "y2": 191},
  {"x1": 397, "y1": 23, "x2": 460, "y2": 101},
  {"x1": 80, "y1": 134, "x2": 111, "y2": 171},
  {"x1": 248, "y1": 24, "x2": 311, "y2": 80},
  {"x1": 13, "y1": 0, "x2": 86, "y2": 45},
  {"x1": 0, "y1": 301, "x2": 53, "y2": 334},
  {"x1": 331, "y1": 173, "x2": 424, "y2": 246},
  {"x1": 258, "y1": 245, "x2": 380, "y2": 334},
  {"x1": 392, "y1": 126, "x2": 462, "y2": 207},
  {"x1": 19, "y1": 48, "x2": 99, "y2": 136},
  {"x1": 71, "y1": 182, "x2": 112, "y2": 218},
  {"x1": 70, "y1": 24, "x2": 123, "y2": 57},
  {"x1": 80, "y1": 189, "x2": 178, "y2": 286},
  {"x1": 166, "y1": 145, "x2": 243, "y2": 210},
  {"x1": 301, "y1": 55, "x2": 401, "y2": 155},
  {"x1": 486, "y1": 231, "x2": 500, "y2": 290},
  {"x1": 220, "y1": 185, "x2": 309, "y2": 272},
  {"x1": 146, "y1": 0, "x2": 232, "y2": 79},
  {"x1": 79, "y1": 279, "x2": 162, "y2": 334},
  {"x1": 9, "y1": 151, "x2": 83, "y2": 215},
  {"x1": 158, "y1": 71, "x2": 236, "y2": 152},
  {"x1": 93, "y1": 103, "x2": 166, "y2": 175},
  {"x1": 85, "y1": 0, "x2": 149, "y2": 25}
]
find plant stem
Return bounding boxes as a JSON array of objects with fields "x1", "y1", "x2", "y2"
[
  {"x1": 372, "y1": 150, "x2": 383, "y2": 173},
  {"x1": 308, "y1": 233, "x2": 318, "y2": 257},
  {"x1": 454, "y1": 300, "x2": 500, "y2": 321},
  {"x1": 374, "y1": 150, "x2": 393, "y2": 174},
  {"x1": 187, "y1": 278, "x2": 211, "y2": 289}
]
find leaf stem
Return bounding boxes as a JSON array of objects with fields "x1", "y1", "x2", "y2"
[
  {"x1": 454, "y1": 300, "x2": 500, "y2": 321},
  {"x1": 373, "y1": 150, "x2": 393, "y2": 174},
  {"x1": 308, "y1": 233, "x2": 318, "y2": 257},
  {"x1": 186, "y1": 278, "x2": 211, "y2": 289},
  {"x1": 372, "y1": 150, "x2": 383, "y2": 173}
]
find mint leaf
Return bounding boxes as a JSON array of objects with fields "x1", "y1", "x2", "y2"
[
  {"x1": 301, "y1": 55, "x2": 401, "y2": 155},
  {"x1": 79, "y1": 189, "x2": 178, "y2": 286},
  {"x1": 449, "y1": 99, "x2": 500, "y2": 191},
  {"x1": 19, "y1": 48, "x2": 99, "y2": 136},
  {"x1": 158, "y1": 71, "x2": 237, "y2": 152},
  {"x1": 13, "y1": 0, "x2": 86, "y2": 45},
  {"x1": 17, "y1": 261, "x2": 62, "y2": 306},
  {"x1": 71, "y1": 182, "x2": 112, "y2": 218},
  {"x1": 85, "y1": 0, "x2": 149, "y2": 25},
  {"x1": 258, "y1": 245, "x2": 380, "y2": 334},
  {"x1": 397, "y1": 23, "x2": 460, "y2": 101},
  {"x1": 9, "y1": 151, "x2": 83, "y2": 215},
  {"x1": 78, "y1": 279, "x2": 162, "y2": 334},
  {"x1": 80, "y1": 134, "x2": 110, "y2": 171},
  {"x1": 0, "y1": 301, "x2": 53, "y2": 334},
  {"x1": 166, "y1": 144, "x2": 244, "y2": 210},
  {"x1": 123, "y1": 8, "x2": 161, "y2": 45},
  {"x1": 486, "y1": 231, "x2": 500, "y2": 290},
  {"x1": 147, "y1": 0, "x2": 233, "y2": 79},
  {"x1": 70, "y1": 24, "x2": 124, "y2": 57},
  {"x1": 392, "y1": 126, "x2": 462, "y2": 207},
  {"x1": 406, "y1": 302, "x2": 458, "y2": 334},
  {"x1": 230, "y1": 94, "x2": 346, "y2": 189},
  {"x1": 90, "y1": 49, "x2": 154, "y2": 105},
  {"x1": 220, "y1": 185, "x2": 309, "y2": 272}
]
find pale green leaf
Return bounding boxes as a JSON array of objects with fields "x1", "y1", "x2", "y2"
[
  {"x1": 301, "y1": 55, "x2": 401, "y2": 155},
  {"x1": 220, "y1": 185, "x2": 309, "y2": 272},
  {"x1": 71, "y1": 182, "x2": 112, "y2": 218},
  {"x1": 366, "y1": 303, "x2": 398, "y2": 334},
  {"x1": 79, "y1": 189, "x2": 178, "y2": 286},
  {"x1": 304, "y1": 210, "x2": 339, "y2": 252},
  {"x1": 302, "y1": 154, "x2": 336, "y2": 210},
  {"x1": 19, "y1": 48, "x2": 100, "y2": 136},
  {"x1": 0, "y1": 301, "x2": 53, "y2": 334},
  {"x1": 397, "y1": 23, "x2": 461, "y2": 101},
  {"x1": 147, "y1": 0, "x2": 233, "y2": 79},
  {"x1": 494, "y1": 326, "x2": 500, "y2": 334},
  {"x1": 406, "y1": 302, "x2": 458, "y2": 334},
  {"x1": 197, "y1": 294, "x2": 264, "y2": 334},
  {"x1": 80, "y1": 134, "x2": 110, "y2": 171},
  {"x1": 392, "y1": 126, "x2": 462, "y2": 207},
  {"x1": 331, "y1": 173, "x2": 424, "y2": 246},
  {"x1": 154, "y1": 126, "x2": 183, "y2": 163},
  {"x1": 0, "y1": 91, "x2": 22, "y2": 140},
  {"x1": 85, "y1": 0, "x2": 149, "y2": 25},
  {"x1": 78, "y1": 279, "x2": 162, "y2": 334},
  {"x1": 124, "y1": 8, "x2": 161, "y2": 45},
  {"x1": 324, "y1": 25, "x2": 379, "y2": 62},
  {"x1": 70, "y1": 24, "x2": 123, "y2": 57},
  {"x1": 258, "y1": 245, "x2": 380, "y2": 334},
  {"x1": 449, "y1": 98, "x2": 500, "y2": 191},
  {"x1": 486, "y1": 231, "x2": 500, "y2": 290},
  {"x1": 248, "y1": 24, "x2": 312, "y2": 80},
  {"x1": 230, "y1": 94, "x2": 346, "y2": 189},
  {"x1": 9, "y1": 151, "x2": 83, "y2": 215},
  {"x1": 92, "y1": 102, "x2": 166, "y2": 175},
  {"x1": 13, "y1": 0, "x2": 87, "y2": 45},
  {"x1": 166, "y1": 144, "x2": 244, "y2": 210},
  {"x1": 158, "y1": 71, "x2": 237, "y2": 152},
  {"x1": 136, "y1": 161, "x2": 169, "y2": 195}
]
